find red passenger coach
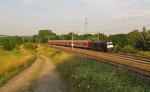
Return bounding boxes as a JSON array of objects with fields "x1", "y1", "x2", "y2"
[{"x1": 49, "y1": 40, "x2": 89, "y2": 48}]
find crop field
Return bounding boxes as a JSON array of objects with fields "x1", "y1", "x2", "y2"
[{"x1": 0, "y1": 46, "x2": 35, "y2": 86}]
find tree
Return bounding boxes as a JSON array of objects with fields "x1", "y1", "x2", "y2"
[
  {"x1": 64, "y1": 32, "x2": 79, "y2": 40},
  {"x1": 96, "y1": 33, "x2": 108, "y2": 40},
  {"x1": 135, "y1": 27, "x2": 150, "y2": 51},
  {"x1": 128, "y1": 29, "x2": 139, "y2": 47},
  {"x1": 79, "y1": 34, "x2": 94, "y2": 40},
  {"x1": 2, "y1": 36, "x2": 23, "y2": 51},
  {"x1": 109, "y1": 34, "x2": 129, "y2": 48},
  {"x1": 32, "y1": 35, "x2": 39, "y2": 43},
  {"x1": 38, "y1": 30, "x2": 55, "y2": 43}
]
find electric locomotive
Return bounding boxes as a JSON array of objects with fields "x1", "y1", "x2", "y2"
[{"x1": 88, "y1": 40, "x2": 114, "y2": 52}]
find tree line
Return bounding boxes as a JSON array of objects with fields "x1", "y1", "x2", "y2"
[{"x1": 0, "y1": 27, "x2": 150, "y2": 52}]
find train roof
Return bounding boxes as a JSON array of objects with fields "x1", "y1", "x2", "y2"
[
  {"x1": 90, "y1": 40, "x2": 112, "y2": 42},
  {"x1": 49, "y1": 40, "x2": 112, "y2": 42},
  {"x1": 49, "y1": 40, "x2": 89, "y2": 42}
]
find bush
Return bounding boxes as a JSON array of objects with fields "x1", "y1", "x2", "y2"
[
  {"x1": 122, "y1": 45, "x2": 138, "y2": 54},
  {"x1": 115, "y1": 46, "x2": 122, "y2": 52},
  {"x1": 23, "y1": 44, "x2": 38, "y2": 51},
  {"x1": 2, "y1": 36, "x2": 23, "y2": 51}
]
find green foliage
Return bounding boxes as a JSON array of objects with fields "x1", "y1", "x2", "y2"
[
  {"x1": 38, "y1": 30, "x2": 56, "y2": 43},
  {"x1": 2, "y1": 36, "x2": 23, "y2": 51},
  {"x1": 23, "y1": 44, "x2": 38, "y2": 51},
  {"x1": 134, "y1": 27, "x2": 150, "y2": 51},
  {"x1": 97, "y1": 33, "x2": 108, "y2": 40},
  {"x1": 33, "y1": 27, "x2": 150, "y2": 51},
  {"x1": 51, "y1": 50, "x2": 63, "y2": 57},
  {"x1": 55, "y1": 56, "x2": 150, "y2": 92},
  {"x1": 32, "y1": 35, "x2": 39, "y2": 43},
  {"x1": 122, "y1": 45, "x2": 137, "y2": 54},
  {"x1": 115, "y1": 46, "x2": 122, "y2": 52},
  {"x1": 109, "y1": 34, "x2": 129, "y2": 48},
  {"x1": 137, "y1": 51, "x2": 150, "y2": 57},
  {"x1": 63, "y1": 32, "x2": 79, "y2": 40},
  {"x1": 79, "y1": 34, "x2": 95, "y2": 40},
  {"x1": 128, "y1": 30, "x2": 139, "y2": 46}
]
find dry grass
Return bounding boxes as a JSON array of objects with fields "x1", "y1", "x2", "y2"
[
  {"x1": 0, "y1": 54, "x2": 33, "y2": 74},
  {"x1": 0, "y1": 46, "x2": 35, "y2": 86},
  {"x1": 138, "y1": 51, "x2": 150, "y2": 57},
  {"x1": 35, "y1": 45, "x2": 72, "y2": 64}
]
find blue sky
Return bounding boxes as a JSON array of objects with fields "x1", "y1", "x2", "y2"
[{"x1": 0, "y1": 0, "x2": 150, "y2": 35}]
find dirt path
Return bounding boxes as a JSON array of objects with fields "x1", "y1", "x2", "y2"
[
  {"x1": 0, "y1": 57, "x2": 43, "y2": 92},
  {"x1": 0, "y1": 56, "x2": 63, "y2": 92},
  {"x1": 33, "y1": 56, "x2": 62, "y2": 92}
]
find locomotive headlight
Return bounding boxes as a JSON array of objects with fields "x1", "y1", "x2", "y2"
[
  {"x1": 107, "y1": 45, "x2": 113, "y2": 47},
  {"x1": 107, "y1": 45, "x2": 114, "y2": 48}
]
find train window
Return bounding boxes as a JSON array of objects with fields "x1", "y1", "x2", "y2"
[
  {"x1": 107, "y1": 42, "x2": 113, "y2": 45},
  {"x1": 94, "y1": 43, "x2": 99, "y2": 47},
  {"x1": 83, "y1": 43, "x2": 86, "y2": 45}
]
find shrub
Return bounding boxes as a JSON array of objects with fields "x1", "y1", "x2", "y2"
[
  {"x1": 122, "y1": 45, "x2": 138, "y2": 54},
  {"x1": 2, "y1": 36, "x2": 23, "y2": 51},
  {"x1": 115, "y1": 46, "x2": 122, "y2": 52},
  {"x1": 23, "y1": 44, "x2": 38, "y2": 51}
]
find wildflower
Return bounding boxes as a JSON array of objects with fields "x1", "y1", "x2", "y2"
[{"x1": 87, "y1": 85, "x2": 90, "y2": 88}]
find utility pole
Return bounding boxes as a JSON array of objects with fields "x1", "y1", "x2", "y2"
[
  {"x1": 72, "y1": 32, "x2": 74, "y2": 50},
  {"x1": 98, "y1": 33, "x2": 99, "y2": 40},
  {"x1": 48, "y1": 35, "x2": 50, "y2": 45},
  {"x1": 39, "y1": 38, "x2": 41, "y2": 43},
  {"x1": 62, "y1": 34, "x2": 64, "y2": 40},
  {"x1": 36, "y1": 38, "x2": 38, "y2": 44},
  {"x1": 28, "y1": 38, "x2": 30, "y2": 43},
  {"x1": 22, "y1": 37, "x2": 25, "y2": 43}
]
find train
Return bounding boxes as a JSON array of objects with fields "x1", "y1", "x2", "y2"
[{"x1": 48, "y1": 40, "x2": 115, "y2": 52}]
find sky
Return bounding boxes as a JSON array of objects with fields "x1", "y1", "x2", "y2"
[{"x1": 0, "y1": 0, "x2": 150, "y2": 36}]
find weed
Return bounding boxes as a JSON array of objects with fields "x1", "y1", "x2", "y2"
[{"x1": 54, "y1": 56, "x2": 150, "y2": 92}]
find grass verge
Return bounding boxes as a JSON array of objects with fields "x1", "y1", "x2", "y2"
[
  {"x1": 117, "y1": 51, "x2": 150, "y2": 57},
  {"x1": 0, "y1": 57, "x2": 36, "y2": 87},
  {"x1": 0, "y1": 46, "x2": 36, "y2": 87},
  {"x1": 53, "y1": 56, "x2": 150, "y2": 92}
]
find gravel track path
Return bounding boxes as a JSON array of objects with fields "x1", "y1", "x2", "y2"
[
  {"x1": 0, "y1": 57, "x2": 42, "y2": 92},
  {"x1": 33, "y1": 56, "x2": 62, "y2": 92},
  {"x1": 0, "y1": 56, "x2": 63, "y2": 92}
]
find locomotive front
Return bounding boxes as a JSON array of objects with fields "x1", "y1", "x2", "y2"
[{"x1": 106, "y1": 41, "x2": 115, "y2": 52}]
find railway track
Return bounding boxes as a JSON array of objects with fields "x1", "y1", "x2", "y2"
[
  {"x1": 93, "y1": 52, "x2": 150, "y2": 65},
  {"x1": 101, "y1": 52, "x2": 150, "y2": 63},
  {"x1": 41, "y1": 44, "x2": 150, "y2": 80}
]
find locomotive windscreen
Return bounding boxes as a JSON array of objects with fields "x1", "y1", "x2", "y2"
[{"x1": 107, "y1": 41, "x2": 113, "y2": 45}]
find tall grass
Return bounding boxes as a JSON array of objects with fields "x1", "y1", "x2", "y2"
[
  {"x1": 51, "y1": 55, "x2": 150, "y2": 92},
  {"x1": 0, "y1": 46, "x2": 36, "y2": 86}
]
